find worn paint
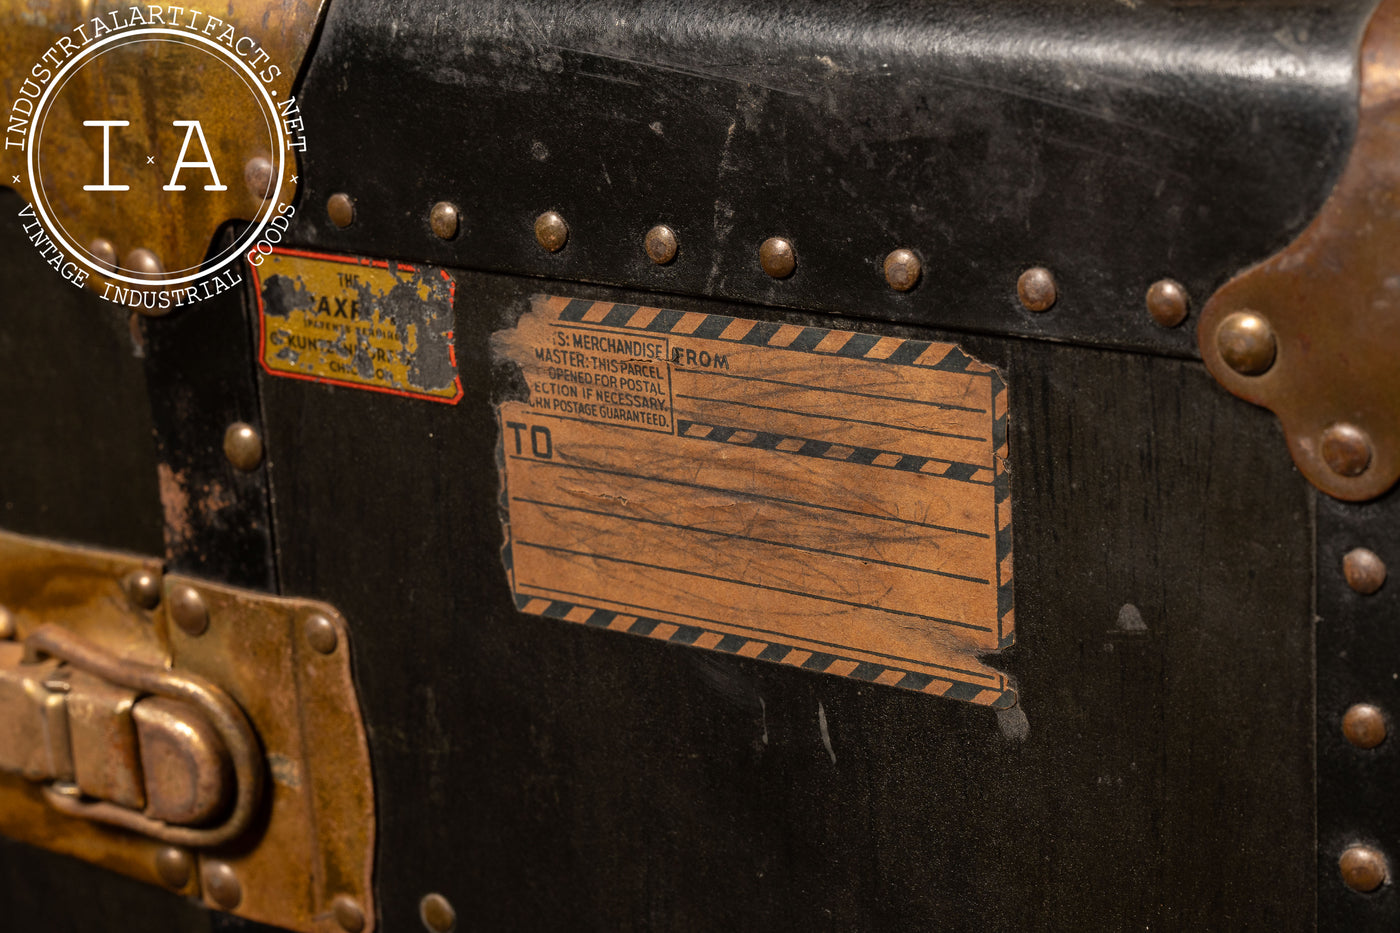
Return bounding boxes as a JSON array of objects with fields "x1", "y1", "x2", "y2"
[{"x1": 251, "y1": 248, "x2": 461, "y2": 403}]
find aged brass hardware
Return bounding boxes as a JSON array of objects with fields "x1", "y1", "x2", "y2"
[
  {"x1": 1321, "y1": 423, "x2": 1374, "y2": 479},
  {"x1": 430, "y1": 202, "x2": 461, "y2": 241},
  {"x1": 1145, "y1": 279, "x2": 1189, "y2": 328},
  {"x1": 758, "y1": 236, "x2": 797, "y2": 278},
  {"x1": 328, "y1": 192, "x2": 358, "y2": 229},
  {"x1": 1342, "y1": 548, "x2": 1387, "y2": 596},
  {"x1": 245, "y1": 156, "x2": 276, "y2": 202},
  {"x1": 223, "y1": 422, "x2": 266, "y2": 472},
  {"x1": 1016, "y1": 266, "x2": 1056, "y2": 312},
  {"x1": 535, "y1": 211, "x2": 570, "y2": 252},
  {"x1": 1339, "y1": 844, "x2": 1389, "y2": 893},
  {"x1": 0, "y1": 0, "x2": 327, "y2": 293},
  {"x1": 0, "y1": 528, "x2": 375, "y2": 933},
  {"x1": 0, "y1": 624, "x2": 261, "y2": 847},
  {"x1": 1199, "y1": 0, "x2": 1400, "y2": 501},
  {"x1": 1215, "y1": 311, "x2": 1277, "y2": 377},
  {"x1": 419, "y1": 893, "x2": 458, "y2": 933},
  {"x1": 882, "y1": 248, "x2": 922, "y2": 292},
  {"x1": 1343, "y1": 704, "x2": 1388, "y2": 750},
  {"x1": 645, "y1": 224, "x2": 680, "y2": 265}
]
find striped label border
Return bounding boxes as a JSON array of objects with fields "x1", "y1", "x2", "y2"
[{"x1": 499, "y1": 296, "x2": 1015, "y2": 707}]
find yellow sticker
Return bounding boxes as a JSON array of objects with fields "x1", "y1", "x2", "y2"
[
  {"x1": 251, "y1": 248, "x2": 461, "y2": 403},
  {"x1": 493, "y1": 296, "x2": 1015, "y2": 708}
]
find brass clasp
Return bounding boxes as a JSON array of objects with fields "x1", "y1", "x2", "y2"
[
  {"x1": 0, "y1": 624, "x2": 263, "y2": 848},
  {"x1": 0, "y1": 529, "x2": 375, "y2": 933}
]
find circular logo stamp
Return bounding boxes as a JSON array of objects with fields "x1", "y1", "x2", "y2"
[{"x1": 6, "y1": 8, "x2": 309, "y2": 311}]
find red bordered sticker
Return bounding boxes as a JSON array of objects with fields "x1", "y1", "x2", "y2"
[{"x1": 250, "y1": 247, "x2": 462, "y2": 404}]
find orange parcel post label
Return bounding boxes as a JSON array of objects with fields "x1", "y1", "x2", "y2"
[{"x1": 492, "y1": 296, "x2": 1014, "y2": 708}]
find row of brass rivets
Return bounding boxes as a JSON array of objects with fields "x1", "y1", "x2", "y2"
[
  {"x1": 328, "y1": 195, "x2": 1205, "y2": 317},
  {"x1": 1338, "y1": 545, "x2": 1391, "y2": 894}
]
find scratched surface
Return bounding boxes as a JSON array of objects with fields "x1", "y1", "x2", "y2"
[
  {"x1": 493, "y1": 296, "x2": 1014, "y2": 707},
  {"x1": 258, "y1": 272, "x2": 1315, "y2": 932},
  {"x1": 253, "y1": 248, "x2": 461, "y2": 403}
]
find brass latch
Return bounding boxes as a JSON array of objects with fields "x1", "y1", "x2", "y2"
[
  {"x1": 0, "y1": 625, "x2": 260, "y2": 847},
  {"x1": 0, "y1": 529, "x2": 374, "y2": 933}
]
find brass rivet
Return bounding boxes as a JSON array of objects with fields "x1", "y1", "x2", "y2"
[
  {"x1": 1343, "y1": 548, "x2": 1387, "y2": 595},
  {"x1": 1016, "y1": 267, "x2": 1056, "y2": 312},
  {"x1": 534, "y1": 211, "x2": 568, "y2": 252},
  {"x1": 223, "y1": 422, "x2": 264, "y2": 472},
  {"x1": 883, "y1": 249, "x2": 922, "y2": 292},
  {"x1": 125, "y1": 248, "x2": 164, "y2": 278},
  {"x1": 327, "y1": 193, "x2": 356, "y2": 228},
  {"x1": 154, "y1": 847, "x2": 193, "y2": 889},
  {"x1": 1343, "y1": 704, "x2": 1387, "y2": 750},
  {"x1": 1216, "y1": 311, "x2": 1276, "y2": 376},
  {"x1": 759, "y1": 237, "x2": 796, "y2": 279},
  {"x1": 644, "y1": 225, "x2": 679, "y2": 265},
  {"x1": 169, "y1": 585, "x2": 209, "y2": 637},
  {"x1": 203, "y1": 862, "x2": 243, "y2": 909},
  {"x1": 305, "y1": 614, "x2": 339, "y2": 654},
  {"x1": 1321, "y1": 423, "x2": 1373, "y2": 478},
  {"x1": 430, "y1": 201, "x2": 460, "y2": 240},
  {"x1": 331, "y1": 895, "x2": 367, "y2": 933},
  {"x1": 123, "y1": 569, "x2": 162, "y2": 611},
  {"x1": 1146, "y1": 279, "x2": 1189, "y2": 327},
  {"x1": 1340, "y1": 845, "x2": 1388, "y2": 893},
  {"x1": 89, "y1": 238, "x2": 117, "y2": 273},
  {"x1": 0, "y1": 606, "x2": 14, "y2": 641},
  {"x1": 244, "y1": 156, "x2": 273, "y2": 201},
  {"x1": 419, "y1": 893, "x2": 456, "y2": 933}
]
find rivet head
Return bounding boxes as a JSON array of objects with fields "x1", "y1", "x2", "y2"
[
  {"x1": 1340, "y1": 845, "x2": 1388, "y2": 893},
  {"x1": 1343, "y1": 704, "x2": 1387, "y2": 750},
  {"x1": 125, "y1": 248, "x2": 164, "y2": 278},
  {"x1": 327, "y1": 193, "x2": 356, "y2": 228},
  {"x1": 1146, "y1": 279, "x2": 1189, "y2": 327},
  {"x1": 644, "y1": 225, "x2": 679, "y2": 265},
  {"x1": 154, "y1": 847, "x2": 193, "y2": 889},
  {"x1": 304, "y1": 614, "x2": 339, "y2": 654},
  {"x1": 1343, "y1": 547, "x2": 1386, "y2": 595},
  {"x1": 89, "y1": 238, "x2": 118, "y2": 273},
  {"x1": 420, "y1": 893, "x2": 456, "y2": 933},
  {"x1": 244, "y1": 156, "x2": 273, "y2": 201},
  {"x1": 1321, "y1": 423, "x2": 1372, "y2": 478},
  {"x1": 123, "y1": 569, "x2": 163, "y2": 611},
  {"x1": 223, "y1": 422, "x2": 264, "y2": 473},
  {"x1": 168, "y1": 585, "x2": 208, "y2": 637},
  {"x1": 430, "y1": 201, "x2": 460, "y2": 240},
  {"x1": 534, "y1": 211, "x2": 569, "y2": 252},
  {"x1": 1216, "y1": 311, "x2": 1276, "y2": 375},
  {"x1": 331, "y1": 895, "x2": 366, "y2": 933},
  {"x1": 883, "y1": 249, "x2": 922, "y2": 292},
  {"x1": 0, "y1": 606, "x2": 14, "y2": 641},
  {"x1": 1017, "y1": 267, "x2": 1057, "y2": 312},
  {"x1": 759, "y1": 237, "x2": 796, "y2": 279},
  {"x1": 203, "y1": 862, "x2": 243, "y2": 909}
]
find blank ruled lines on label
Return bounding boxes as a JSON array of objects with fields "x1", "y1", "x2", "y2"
[{"x1": 491, "y1": 295, "x2": 1015, "y2": 708}]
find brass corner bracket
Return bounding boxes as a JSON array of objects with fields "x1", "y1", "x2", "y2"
[
  {"x1": 1198, "y1": 0, "x2": 1400, "y2": 502},
  {"x1": 0, "y1": 528, "x2": 375, "y2": 933}
]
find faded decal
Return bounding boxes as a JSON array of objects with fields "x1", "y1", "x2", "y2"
[
  {"x1": 492, "y1": 295, "x2": 1015, "y2": 708},
  {"x1": 251, "y1": 248, "x2": 461, "y2": 403}
]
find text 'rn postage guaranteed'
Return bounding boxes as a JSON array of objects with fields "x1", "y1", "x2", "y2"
[{"x1": 492, "y1": 295, "x2": 1014, "y2": 708}]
